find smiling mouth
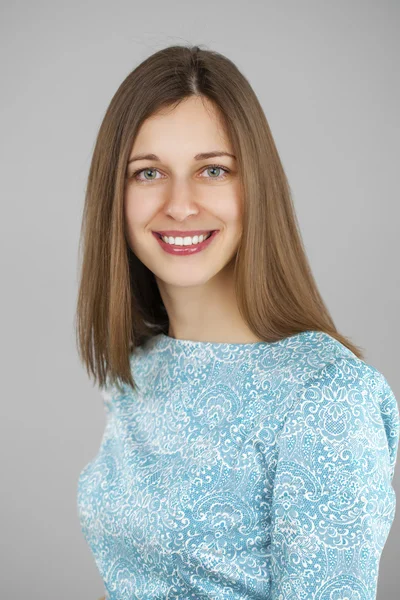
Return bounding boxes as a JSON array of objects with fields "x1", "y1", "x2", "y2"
[{"x1": 152, "y1": 229, "x2": 220, "y2": 253}]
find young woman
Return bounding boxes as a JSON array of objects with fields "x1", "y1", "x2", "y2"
[{"x1": 76, "y1": 45, "x2": 399, "y2": 600}]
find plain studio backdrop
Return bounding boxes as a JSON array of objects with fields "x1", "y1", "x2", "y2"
[{"x1": 0, "y1": 1, "x2": 398, "y2": 599}]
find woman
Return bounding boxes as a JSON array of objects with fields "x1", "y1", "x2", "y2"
[{"x1": 76, "y1": 45, "x2": 399, "y2": 599}]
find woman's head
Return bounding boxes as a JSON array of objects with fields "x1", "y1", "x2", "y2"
[
  {"x1": 124, "y1": 94, "x2": 243, "y2": 292},
  {"x1": 75, "y1": 44, "x2": 364, "y2": 392}
]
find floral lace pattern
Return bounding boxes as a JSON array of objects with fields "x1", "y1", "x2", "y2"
[{"x1": 77, "y1": 331, "x2": 399, "y2": 599}]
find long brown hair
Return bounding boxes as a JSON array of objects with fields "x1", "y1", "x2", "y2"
[{"x1": 75, "y1": 43, "x2": 365, "y2": 393}]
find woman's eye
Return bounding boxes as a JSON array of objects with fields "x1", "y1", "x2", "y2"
[
  {"x1": 200, "y1": 165, "x2": 230, "y2": 180},
  {"x1": 134, "y1": 168, "x2": 161, "y2": 182},
  {"x1": 130, "y1": 164, "x2": 230, "y2": 183}
]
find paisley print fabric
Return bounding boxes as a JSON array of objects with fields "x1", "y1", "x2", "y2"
[{"x1": 76, "y1": 330, "x2": 399, "y2": 599}]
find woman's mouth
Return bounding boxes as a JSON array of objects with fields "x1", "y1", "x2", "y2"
[{"x1": 152, "y1": 230, "x2": 220, "y2": 256}]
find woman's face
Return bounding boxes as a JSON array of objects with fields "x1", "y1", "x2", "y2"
[{"x1": 124, "y1": 95, "x2": 242, "y2": 289}]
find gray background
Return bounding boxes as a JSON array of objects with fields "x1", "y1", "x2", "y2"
[{"x1": 1, "y1": 0, "x2": 398, "y2": 598}]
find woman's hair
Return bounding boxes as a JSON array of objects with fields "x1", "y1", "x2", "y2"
[{"x1": 75, "y1": 43, "x2": 365, "y2": 393}]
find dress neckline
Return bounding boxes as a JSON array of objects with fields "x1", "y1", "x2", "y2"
[{"x1": 155, "y1": 330, "x2": 314, "y2": 349}]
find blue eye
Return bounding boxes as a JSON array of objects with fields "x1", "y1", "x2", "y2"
[
  {"x1": 135, "y1": 168, "x2": 160, "y2": 182},
  {"x1": 200, "y1": 165, "x2": 230, "y2": 180},
  {"x1": 130, "y1": 164, "x2": 231, "y2": 183}
]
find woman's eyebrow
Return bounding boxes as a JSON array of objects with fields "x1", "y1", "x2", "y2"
[{"x1": 128, "y1": 151, "x2": 236, "y2": 164}]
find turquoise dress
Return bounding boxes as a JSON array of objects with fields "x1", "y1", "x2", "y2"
[{"x1": 76, "y1": 330, "x2": 399, "y2": 599}]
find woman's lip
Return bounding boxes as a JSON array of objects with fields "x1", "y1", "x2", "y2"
[{"x1": 153, "y1": 230, "x2": 218, "y2": 237}]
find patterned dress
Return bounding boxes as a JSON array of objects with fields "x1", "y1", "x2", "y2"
[{"x1": 77, "y1": 330, "x2": 399, "y2": 599}]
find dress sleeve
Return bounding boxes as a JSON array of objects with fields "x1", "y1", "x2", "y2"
[{"x1": 270, "y1": 356, "x2": 399, "y2": 599}]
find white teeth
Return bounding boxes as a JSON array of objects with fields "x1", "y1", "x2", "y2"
[{"x1": 161, "y1": 232, "x2": 212, "y2": 245}]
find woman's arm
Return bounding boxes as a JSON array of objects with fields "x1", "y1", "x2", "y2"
[{"x1": 270, "y1": 357, "x2": 399, "y2": 599}]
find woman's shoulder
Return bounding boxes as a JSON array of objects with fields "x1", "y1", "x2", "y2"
[
  {"x1": 287, "y1": 330, "x2": 393, "y2": 396},
  {"x1": 270, "y1": 330, "x2": 398, "y2": 426},
  {"x1": 283, "y1": 332, "x2": 399, "y2": 476},
  {"x1": 256, "y1": 329, "x2": 359, "y2": 387}
]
